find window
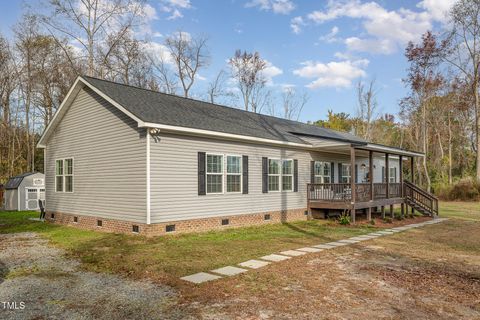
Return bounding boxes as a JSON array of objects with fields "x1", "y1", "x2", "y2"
[
  {"x1": 341, "y1": 164, "x2": 351, "y2": 183},
  {"x1": 166, "y1": 224, "x2": 175, "y2": 232},
  {"x1": 206, "y1": 154, "x2": 223, "y2": 194},
  {"x1": 264, "y1": 214, "x2": 271, "y2": 221},
  {"x1": 226, "y1": 156, "x2": 242, "y2": 193},
  {"x1": 314, "y1": 161, "x2": 331, "y2": 183},
  {"x1": 132, "y1": 225, "x2": 139, "y2": 233},
  {"x1": 55, "y1": 160, "x2": 63, "y2": 192},
  {"x1": 268, "y1": 159, "x2": 280, "y2": 191},
  {"x1": 55, "y1": 158, "x2": 74, "y2": 192},
  {"x1": 389, "y1": 167, "x2": 397, "y2": 183},
  {"x1": 282, "y1": 160, "x2": 293, "y2": 191}
]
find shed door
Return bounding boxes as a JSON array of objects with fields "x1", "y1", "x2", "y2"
[{"x1": 25, "y1": 188, "x2": 45, "y2": 210}]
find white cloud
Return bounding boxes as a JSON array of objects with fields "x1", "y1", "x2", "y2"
[
  {"x1": 142, "y1": 41, "x2": 173, "y2": 64},
  {"x1": 290, "y1": 16, "x2": 305, "y2": 34},
  {"x1": 298, "y1": 0, "x2": 455, "y2": 54},
  {"x1": 417, "y1": 0, "x2": 455, "y2": 22},
  {"x1": 262, "y1": 60, "x2": 283, "y2": 84},
  {"x1": 319, "y1": 26, "x2": 340, "y2": 43},
  {"x1": 246, "y1": 0, "x2": 296, "y2": 15},
  {"x1": 344, "y1": 37, "x2": 396, "y2": 54},
  {"x1": 293, "y1": 59, "x2": 369, "y2": 89},
  {"x1": 160, "y1": 0, "x2": 192, "y2": 20}
]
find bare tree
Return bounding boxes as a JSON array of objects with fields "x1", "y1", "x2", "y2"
[
  {"x1": 229, "y1": 50, "x2": 267, "y2": 113},
  {"x1": 42, "y1": 0, "x2": 146, "y2": 77},
  {"x1": 149, "y1": 53, "x2": 178, "y2": 94},
  {"x1": 356, "y1": 79, "x2": 378, "y2": 140},
  {"x1": 206, "y1": 69, "x2": 237, "y2": 104},
  {"x1": 165, "y1": 31, "x2": 209, "y2": 98},
  {"x1": 445, "y1": 0, "x2": 480, "y2": 181},
  {"x1": 281, "y1": 87, "x2": 309, "y2": 120}
]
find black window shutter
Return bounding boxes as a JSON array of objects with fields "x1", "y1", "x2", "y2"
[
  {"x1": 338, "y1": 163, "x2": 343, "y2": 183},
  {"x1": 198, "y1": 152, "x2": 206, "y2": 195},
  {"x1": 381, "y1": 166, "x2": 385, "y2": 183},
  {"x1": 330, "y1": 162, "x2": 335, "y2": 183},
  {"x1": 242, "y1": 155, "x2": 248, "y2": 194},
  {"x1": 355, "y1": 164, "x2": 358, "y2": 183},
  {"x1": 262, "y1": 157, "x2": 268, "y2": 193},
  {"x1": 310, "y1": 161, "x2": 315, "y2": 183},
  {"x1": 294, "y1": 159, "x2": 298, "y2": 192}
]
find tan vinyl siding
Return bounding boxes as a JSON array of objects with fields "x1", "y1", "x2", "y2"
[
  {"x1": 45, "y1": 87, "x2": 146, "y2": 223},
  {"x1": 149, "y1": 132, "x2": 358, "y2": 223}
]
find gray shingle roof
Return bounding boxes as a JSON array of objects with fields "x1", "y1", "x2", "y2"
[
  {"x1": 5, "y1": 172, "x2": 36, "y2": 189},
  {"x1": 82, "y1": 76, "x2": 366, "y2": 145}
]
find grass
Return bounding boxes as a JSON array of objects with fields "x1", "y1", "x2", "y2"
[{"x1": 0, "y1": 201, "x2": 476, "y2": 282}]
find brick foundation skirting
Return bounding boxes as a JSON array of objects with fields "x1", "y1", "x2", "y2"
[{"x1": 45, "y1": 208, "x2": 309, "y2": 236}]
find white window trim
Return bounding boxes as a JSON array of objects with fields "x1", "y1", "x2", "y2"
[
  {"x1": 206, "y1": 153, "x2": 224, "y2": 195},
  {"x1": 389, "y1": 167, "x2": 397, "y2": 183},
  {"x1": 268, "y1": 158, "x2": 281, "y2": 192},
  {"x1": 55, "y1": 157, "x2": 74, "y2": 193},
  {"x1": 341, "y1": 163, "x2": 351, "y2": 184},
  {"x1": 267, "y1": 158, "x2": 294, "y2": 192},
  {"x1": 282, "y1": 159, "x2": 294, "y2": 192},
  {"x1": 314, "y1": 161, "x2": 331, "y2": 184},
  {"x1": 225, "y1": 154, "x2": 242, "y2": 194}
]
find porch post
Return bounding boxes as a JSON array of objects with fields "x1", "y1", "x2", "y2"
[
  {"x1": 385, "y1": 153, "x2": 390, "y2": 199},
  {"x1": 350, "y1": 146, "x2": 356, "y2": 223},
  {"x1": 368, "y1": 150, "x2": 373, "y2": 221},
  {"x1": 410, "y1": 157, "x2": 415, "y2": 216},
  {"x1": 400, "y1": 155, "x2": 404, "y2": 218}
]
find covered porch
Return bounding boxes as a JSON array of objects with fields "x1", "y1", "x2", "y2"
[{"x1": 305, "y1": 138, "x2": 438, "y2": 223}]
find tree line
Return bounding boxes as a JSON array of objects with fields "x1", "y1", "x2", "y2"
[{"x1": 0, "y1": 0, "x2": 479, "y2": 200}]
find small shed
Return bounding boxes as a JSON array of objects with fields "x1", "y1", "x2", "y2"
[{"x1": 3, "y1": 172, "x2": 45, "y2": 211}]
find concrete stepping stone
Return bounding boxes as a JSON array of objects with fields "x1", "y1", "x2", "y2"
[
  {"x1": 377, "y1": 231, "x2": 395, "y2": 235},
  {"x1": 368, "y1": 233, "x2": 384, "y2": 236},
  {"x1": 313, "y1": 244, "x2": 336, "y2": 249},
  {"x1": 348, "y1": 237, "x2": 369, "y2": 241},
  {"x1": 181, "y1": 272, "x2": 222, "y2": 284},
  {"x1": 211, "y1": 266, "x2": 248, "y2": 276},
  {"x1": 325, "y1": 241, "x2": 349, "y2": 246},
  {"x1": 238, "y1": 259, "x2": 270, "y2": 269},
  {"x1": 280, "y1": 250, "x2": 307, "y2": 256},
  {"x1": 260, "y1": 254, "x2": 291, "y2": 262},
  {"x1": 296, "y1": 247, "x2": 324, "y2": 253},
  {"x1": 338, "y1": 239, "x2": 360, "y2": 244}
]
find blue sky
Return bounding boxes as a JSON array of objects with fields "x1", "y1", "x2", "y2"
[{"x1": 0, "y1": 0, "x2": 455, "y2": 122}]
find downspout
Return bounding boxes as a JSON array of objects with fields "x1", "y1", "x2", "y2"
[{"x1": 146, "y1": 128, "x2": 151, "y2": 225}]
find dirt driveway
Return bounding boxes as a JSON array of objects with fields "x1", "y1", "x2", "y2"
[{"x1": 0, "y1": 233, "x2": 187, "y2": 320}]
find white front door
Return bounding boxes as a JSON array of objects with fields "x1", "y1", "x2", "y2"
[{"x1": 25, "y1": 187, "x2": 45, "y2": 210}]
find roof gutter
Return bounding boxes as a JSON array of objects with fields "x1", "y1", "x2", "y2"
[{"x1": 140, "y1": 122, "x2": 313, "y2": 149}]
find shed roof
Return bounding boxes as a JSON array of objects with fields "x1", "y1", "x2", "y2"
[{"x1": 5, "y1": 172, "x2": 39, "y2": 190}]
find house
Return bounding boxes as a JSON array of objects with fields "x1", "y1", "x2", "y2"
[
  {"x1": 3, "y1": 172, "x2": 45, "y2": 211},
  {"x1": 37, "y1": 76, "x2": 438, "y2": 236}
]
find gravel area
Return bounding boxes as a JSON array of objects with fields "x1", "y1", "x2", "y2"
[{"x1": 0, "y1": 233, "x2": 185, "y2": 320}]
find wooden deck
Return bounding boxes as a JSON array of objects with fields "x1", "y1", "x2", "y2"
[
  {"x1": 307, "y1": 182, "x2": 403, "y2": 210},
  {"x1": 307, "y1": 181, "x2": 438, "y2": 223}
]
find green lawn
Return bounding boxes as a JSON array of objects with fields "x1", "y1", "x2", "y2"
[{"x1": 0, "y1": 202, "x2": 476, "y2": 281}]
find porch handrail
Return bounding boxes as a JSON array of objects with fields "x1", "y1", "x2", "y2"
[{"x1": 307, "y1": 182, "x2": 401, "y2": 202}]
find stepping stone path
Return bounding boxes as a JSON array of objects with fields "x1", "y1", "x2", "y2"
[
  {"x1": 211, "y1": 266, "x2": 248, "y2": 276},
  {"x1": 180, "y1": 218, "x2": 448, "y2": 283},
  {"x1": 238, "y1": 259, "x2": 270, "y2": 269},
  {"x1": 280, "y1": 250, "x2": 307, "y2": 257},
  {"x1": 296, "y1": 247, "x2": 324, "y2": 253},
  {"x1": 260, "y1": 254, "x2": 291, "y2": 262},
  {"x1": 180, "y1": 272, "x2": 221, "y2": 284}
]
